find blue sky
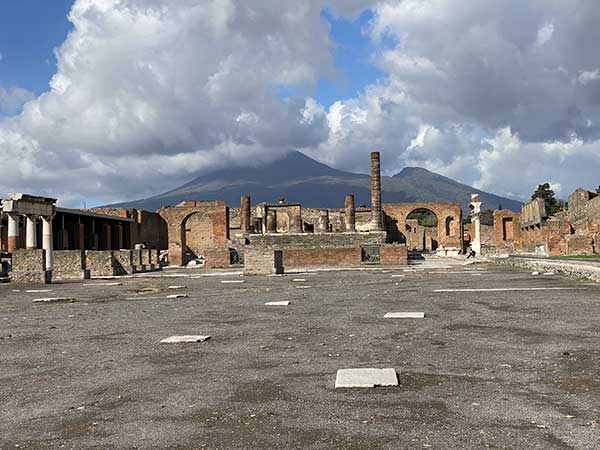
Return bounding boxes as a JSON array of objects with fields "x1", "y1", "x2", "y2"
[
  {"x1": 0, "y1": 1, "x2": 377, "y2": 108},
  {"x1": 0, "y1": 0, "x2": 75, "y2": 95},
  {"x1": 1, "y1": 1, "x2": 598, "y2": 206}
]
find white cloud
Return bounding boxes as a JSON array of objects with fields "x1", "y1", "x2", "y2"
[
  {"x1": 536, "y1": 21, "x2": 554, "y2": 47},
  {"x1": 0, "y1": 86, "x2": 35, "y2": 116},
  {"x1": 578, "y1": 69, "x2": 600, "y2": 85},
  {"x1": 2, "y1": 0, "x2": 600, "y2": 207}
]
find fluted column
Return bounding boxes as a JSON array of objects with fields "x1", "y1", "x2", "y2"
[
  {"x1": 26, "y1": 215, "x2": 37, "y2": 249},
  {"x1": 7, "y1": 213, "x2": 19, "y2": 253},
  {"x1": 370, "y1": 152, "x2": 383, "y2": 231},
  {"x1": 42, "y1": 216, "x2": 53, "y2": 270}
]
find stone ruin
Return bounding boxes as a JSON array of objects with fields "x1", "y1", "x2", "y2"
[{"x1": 0, "y1": 152, "x2": 474, "y2": 283}]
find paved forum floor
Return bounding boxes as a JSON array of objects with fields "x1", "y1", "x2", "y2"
[{"x1": 1, "y1": 260, "x2": 599, "y2": 450}]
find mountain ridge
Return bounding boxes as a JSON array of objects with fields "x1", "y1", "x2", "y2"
[{"x1": 108, "y1": 151, "x2": 522, "y2": 213}]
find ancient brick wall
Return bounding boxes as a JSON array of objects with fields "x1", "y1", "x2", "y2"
[
  {"x1": 244, "y1": 247, "x2": 280, "y2": 275},
  {"x1": 281, "y1": 247, "x2": 362, "y2": 269},
  {"x1": 85, "y1": 251, "x2": 116, "y2": 277},
  {"x1": 201, "y1": 248, "x2": 231, "y2": 269},
  {"x1": 53, "y1": 250, "x2": 89, "y2": 281},
  {"x1": 246, "y1": 231, "x2": 385, "y2": 249},
  {"x1": 137, "y1": 211, "x2": 168, "y2": 250},
  {"x1": 383, "y1": 202, "x2": 462, "y2": 249},
  {"x1": 159, "y1": 201, "x2": 229, "y2": 266},
  {"x1": 380, "y1": 244, "x2": 408, "y2": 266},
  {"x1": 11, "y1": 249, "x2": 50, "y2": 283}
]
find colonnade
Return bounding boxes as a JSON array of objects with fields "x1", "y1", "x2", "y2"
[{"x1": 5, "y1": 213, "x2": 54, "y2": 270}]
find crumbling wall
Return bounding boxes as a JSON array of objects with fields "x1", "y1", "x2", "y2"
[
  {"x1": 113, "y1": 250, "x2": 134, "y2": 275},
  {"x1": 380, "y1": 244, "x2": 408, "y2": 266},
  {"x1": 282, "y1": 247, "x2": 362, "y2": 269},
  {"x1": 85, "y1": 251, "x2": 116, "y2": 277},
  {"x1": 53, "y1": 250, "x2": 89, "y2": 281},
  {"x1": 11, "y1": 249, "x2": 50, "y2": 284}
]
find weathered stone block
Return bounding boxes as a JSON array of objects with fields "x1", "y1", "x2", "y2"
[
  {"x1": 85, "y1": 251, "x2": 116, "y2": 277},
  {"x1": 53, "y1": 250, "x2": 90, "y2": 281},
  {"x1": 11, "y1": 249, "x2": 51, "y2": 284},
  {"x1": 244, "y1": 247, "x2": 284, "y2": 275},
  {"x1": 380, "y1": 244, "x2": 408, "y2": 266},
  {"x1": 113, "y1": 250, "x2": 134, "y2": 275}
]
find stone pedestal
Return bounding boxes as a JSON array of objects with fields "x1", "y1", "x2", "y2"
[
  {"x1": 244, "y1": 247, "x2": 284, "y2": 275},
  {"x1": 11, "y1": 249, "x2": 52, "y2": 284}
]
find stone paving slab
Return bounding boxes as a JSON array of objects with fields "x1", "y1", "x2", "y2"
[
  {"x1": 160, "y1": 335, "x2": 211, "y2": 343},
  {"x1": 384, "y1": 312, "x2": 425, "y2": 319},
  {"x1": 265, "y1": 301, "x2": 290, "y2": 306},
  {"x1": 33, "y1": 297, "x2": 76, "y2": 304},
  {"x1": 335, "y1": 368, "x2": 398, "y2": 388}
]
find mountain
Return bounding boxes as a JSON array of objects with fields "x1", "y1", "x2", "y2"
[{"x1": 109, "y1": 151, "x2": 522, "y2": 212}]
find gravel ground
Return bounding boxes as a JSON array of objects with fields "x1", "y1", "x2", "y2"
[{"x1": 1, "y1": 260, "x2": 599, "y2": 450}]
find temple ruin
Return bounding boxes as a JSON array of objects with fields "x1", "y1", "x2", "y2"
[{"x1": 1, "y1": 152, "x2": 598, "y2": 283}]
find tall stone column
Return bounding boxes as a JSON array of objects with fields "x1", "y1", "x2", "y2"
[
  {"x1": 74, "y1": 223, "x2": 85, "y2": 249},
  {"x1": 116, "y1": 224, "x2": 124, "y2": 249},
  {"x1": 469, "y1": 194, "x2": 482, "y2": 255},
  {"x1": 318, "y1": 210, "x2": 329, "y2": 232},
  {"x1": 240, "y1": 196, "x2": 251, "y2": 233},
  {"x1": 370, "y1": 151, "x2": 383, "y2": 231},
  {"x1": 42, "y1": 216, "x2": 53, "y2": 271},
  {"x1": 26, "y1": 215, "x2": 37, "y2": 249},
  {"x1": 345, "y1": 195, "x2": 356, "y2": 232},
  {"x1": 7, "y1": 213, "x2": 19, "y2": 253},
  {"x1": 103, "y1": 223, "x2": 112, "y2": 250}
]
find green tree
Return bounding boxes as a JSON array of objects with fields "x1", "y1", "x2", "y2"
[
  {"x1": 480, "y1": 209, "x2": 494, "y2": 226},
  {"x1": 531, "y1": 183, "x2": 561, "y2": 215}
]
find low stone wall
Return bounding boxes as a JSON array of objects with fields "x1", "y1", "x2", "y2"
[
  {"x1": 141, "y1": 249, "x2": 152, "y2": 269},
  {"x1": 244, "y1": 247, "x2": 283, "y2": 275},
  {"x1": 11, "y1": 249, "x2": 51, "y2": 284},
  {"x1": 493, "y1": 256, "x2": 600, "y2": 283},
  {"x1": 282, "y1": 247, "x2": 362, "y2": 269},
  {"x1": 380, "y1": 244, "x2": 408, "y2": 266},
  {"x1": 85, "y1": 251, "x2": 117, "y2": 277},
  {"x1": 203, "y1": 248, "x2": 231, "y2": 269},
  {"x1": 53, "y1": 250, "x2": 90, "y2": 281},
  {"x1": 246, "y1": 231, "x2": 386, "y2": 249},
  {"x1": 113, "y1": 250, "x2": 134, "y2": 275}
]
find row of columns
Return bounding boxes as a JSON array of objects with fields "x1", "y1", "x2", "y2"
[
  {"x1": 6, "y1": 213, "x2": 53, "y2": 270},
  {"x1": 237, "y1": 151, "x2": 378, "y2": 235}
]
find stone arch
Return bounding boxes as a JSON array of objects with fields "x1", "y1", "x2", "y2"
[
  {"x1": 445, "y1": 216, "x2": 457, "y2": 237},
  {"x1": 159, "y1": 201, "x2": 229, "y2": 267},
  {"x1": 382, "y1": 202, "x2": 463, "y2": 251},
  {"x1": 182, "y1": 211, "x2": 215, "y2": 265}
]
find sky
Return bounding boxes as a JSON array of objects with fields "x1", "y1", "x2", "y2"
[{"x1": 1, "y1": 0, "x2": 599, "y2": 207}]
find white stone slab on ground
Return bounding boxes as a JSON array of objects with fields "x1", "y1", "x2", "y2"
[
  {"x1": 265, "y1": 301, "x2": 290, "y2": 306},
  {"x1": 292, "y1": 279, "x2": 307, "y2": 282},
  {"x1": 167, "y1": 285, "x2": 186, "y2": 290},
  {"x1": 221, "y1": 280, "x2": 246, "y2": 284},
  {"x1": 84, "y1": 282, "x2": 122, "y2": 286},
  {"x1": 384, "y1": 312, "x2": 425, "y2": 319},
  {"x1": 335, "y1": 368, "x2": 398, "y2": 388},
  {"x1": 160, "y1": 335, "x2": 211, "y2": 343},
  {"x1": 296, "y1": 286, "x2": 311, "y2": 289},
  {"x1": 33, "y1": 297, "x2": 76, "y2": 304},
  {"x1": 167, "y1": 294, "x2": 188, "y2": 299},
  {"x1": 26, "y1": 289, "x2": 52, "y2": 293}
]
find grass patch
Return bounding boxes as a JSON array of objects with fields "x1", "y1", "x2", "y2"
[{"x1": 553, "y1": 254, "x2": 600, "y2": 260}]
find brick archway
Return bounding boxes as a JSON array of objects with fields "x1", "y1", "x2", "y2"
[
  {"x1": 159, "y1": 201, "x2": 229, "y2": 266},
  {"x1": 383, "y1": 202, "x2": 463, "y2": 250}
]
